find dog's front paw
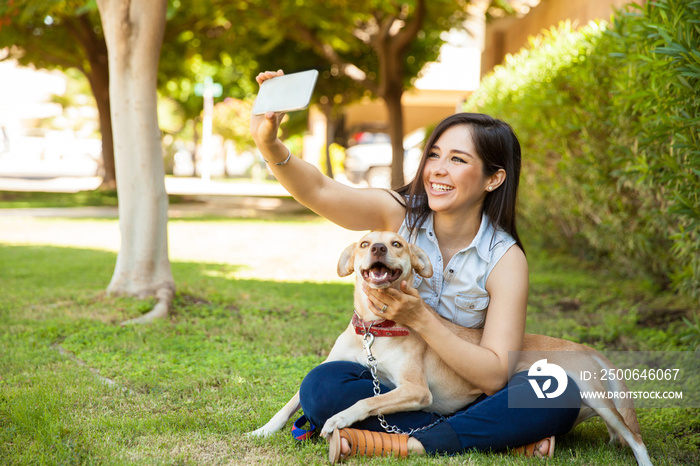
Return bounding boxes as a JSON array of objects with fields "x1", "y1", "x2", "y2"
[
  {"x1": 246, "y1": 426, "x2": 273, "y2": 438},
  {"x1": 321, "y1": 414, "x2": 351, "y2": 438}
]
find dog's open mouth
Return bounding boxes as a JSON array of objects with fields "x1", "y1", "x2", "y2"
[{"x1": 361, "y1": 262, "x2": 403, "y2": 287}]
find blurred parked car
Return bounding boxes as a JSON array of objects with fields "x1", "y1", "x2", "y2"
[{"x1": 343, "y1": 129, "x2": 425, "y2": 188}]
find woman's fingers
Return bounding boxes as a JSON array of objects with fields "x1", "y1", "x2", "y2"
[
  {"x1": 401, "y1": 280, "x2": 420, "y2": 298},
  {"x1": 256, "y1": 69, "x2": 284, "y2": 85},
  {"x1": 362, "y1": 281, "x2": 426, "y2": 326},
  {"x1": 363, "y1": 285, "x2": 404, "y2": 317}
]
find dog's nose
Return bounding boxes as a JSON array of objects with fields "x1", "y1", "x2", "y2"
[{"x1": 371, "y1": 243, "x2": 387, "y2": 257}]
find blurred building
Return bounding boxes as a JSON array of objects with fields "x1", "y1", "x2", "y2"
[
  {"x1": 308, "y1": 0, "x2": 645, "y2": 177},
  {"x1": 341, "y1": 25, "x2": 482, "y2": 137},
  {"x1": 0, "y1": 57, "x2": 101, "y2": 179},
  {"x1": 341, "y1": 0, "x2": 645, "y2": 139},
  {"x1": 0, "y1": 58, "x2": 65, "y2": 155},
  {"x1": 482, "y1": 0, "x2": 645, "y2": 76}
]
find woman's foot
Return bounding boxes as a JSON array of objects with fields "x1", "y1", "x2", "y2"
[
  {"x1": 329, "y1": 428, "x2": 424, "y2": 463},
  {"x1": 511, "y1": 436, "x2": 555, "y2": 458}
]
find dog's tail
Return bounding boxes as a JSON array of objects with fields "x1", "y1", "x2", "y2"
[{"x1": 590, "y1": 352, "x2": 642, "y2": 445}]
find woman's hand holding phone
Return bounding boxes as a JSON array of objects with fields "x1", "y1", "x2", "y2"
[
  {"x1": 251, "y1": 68, "x2": 318, "y2": 164},
  {"x1": 250, "y1": 70, "x2": 286, "y2": 147}
]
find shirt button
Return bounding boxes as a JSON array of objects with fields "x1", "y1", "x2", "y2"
[
  {"x1": 469, "y1": 304, "x2": 475, "y2": 309},
  {"x1": 449, "y1": 269, "x2": 454, "y2": 274}
]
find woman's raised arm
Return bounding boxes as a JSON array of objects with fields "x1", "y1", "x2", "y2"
[{"x1": 250, "y1": 70, "x2": 405, "y2": 232}]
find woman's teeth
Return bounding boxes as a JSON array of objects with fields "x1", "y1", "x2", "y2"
[{"x1": 432, "y1": 183, "x2": 453, "y2": 192}]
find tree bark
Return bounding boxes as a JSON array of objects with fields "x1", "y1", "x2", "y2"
[
  {"x1": 93, "y1": 75, "x2": 116, "y2": 190},
  {"x1": 83, "y1": 45, "x2": 115, "y2": 190},
  {"x1": 373, "y1": 0, "x2": 426, "y2": 189},
  {"x1": 96, "y1": 0, "x2": 174, "y2": 324},
  {"x1": 63, "y1": 14, "x2": 117, "y2": 189},
  {"x1": 383, "y1": 85, "x2": 405, "y2": 189},
  {"x1": 320, "y1": 102, "x2": 335, "y2": 178}
]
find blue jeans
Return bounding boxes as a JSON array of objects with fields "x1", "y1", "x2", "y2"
[{"x1": 299, "y1": 361, "x2": 580, "y2": 454}]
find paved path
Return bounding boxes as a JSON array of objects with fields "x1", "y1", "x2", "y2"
[
  {"x1": 0, "y1": 174, "x2": 358, "y2": 197},
  {"x1": 0, "y1": 216, "x2": 360, "y2": 282},
  {"x1": 0, "y1": 176, "x2": 362, "y2": 283}
]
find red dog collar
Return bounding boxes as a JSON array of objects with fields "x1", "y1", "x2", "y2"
[{"x1": 352, "y1": 313, "x2": 410, "y2": 337}]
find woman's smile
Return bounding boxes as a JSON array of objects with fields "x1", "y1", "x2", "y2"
[{"x1": 430, "y1": 182, "x2": 454, "y2": 193}]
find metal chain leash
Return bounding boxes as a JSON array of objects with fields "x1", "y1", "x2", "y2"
[{"x1": 361, "y1": 331, "x2": 445, "y2": 436}]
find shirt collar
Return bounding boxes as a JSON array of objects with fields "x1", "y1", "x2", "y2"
[{"x1": 420, "y1": 212, "x2": 496, "y2": 262}]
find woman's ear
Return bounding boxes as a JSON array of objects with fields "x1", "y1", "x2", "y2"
[{"x1": 485, "y1": 169, "x2": 506, "y2": 192}]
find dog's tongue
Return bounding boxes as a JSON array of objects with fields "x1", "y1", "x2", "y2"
[
  {"x1": 365, "y1": 264, "x2": 400, "y2": 286},
  {"x1": 370, "y1": 265, "x2": 390, "y2": 283}
]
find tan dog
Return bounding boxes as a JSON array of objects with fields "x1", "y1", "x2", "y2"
[{"x1": 248, "y1": 231, "x2": 652, "y2": 466}]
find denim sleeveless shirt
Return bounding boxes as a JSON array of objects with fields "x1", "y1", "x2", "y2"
[{"x1": 398, "y1": 213, "x2": 516, "y2": 329}]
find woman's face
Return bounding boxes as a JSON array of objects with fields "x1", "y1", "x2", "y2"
[{"x1": 422, "y1": 124, "x2": 492, "y2": 215}]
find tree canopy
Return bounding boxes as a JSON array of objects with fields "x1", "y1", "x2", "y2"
[
  {"x1": 2, "y1": 0, "x2": 496, "y2": 186},
  {"x1": 218, "y1": 0, "x2": 475, "y2": 186}
]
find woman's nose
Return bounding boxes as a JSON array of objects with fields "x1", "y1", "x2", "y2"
[{"x1": 428, "y1": 158, "x2": 448, "y2": 176}]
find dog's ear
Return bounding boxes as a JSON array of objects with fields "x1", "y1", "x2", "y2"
[
  {"x1": 337, "y1": 242, "x2": 357, "y2": 277},
  {"x1": 409, "y1": 244, "x2": 433, "y2": 278}
]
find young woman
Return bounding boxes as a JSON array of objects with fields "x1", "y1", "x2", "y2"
[{"x1": 250, "y1": 70, "x2": 581, "y2": 462}]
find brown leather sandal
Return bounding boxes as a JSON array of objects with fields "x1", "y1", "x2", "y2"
[
  {"x1": 511, "y1": 435, "x2": 555, "y2": 458},
  {"x1": 328, "y1": 427, "x2": 410, "y2": 463}
]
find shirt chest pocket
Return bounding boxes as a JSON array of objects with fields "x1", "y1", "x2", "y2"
[{"x1": 454, "y1": 293, "x2": 490, "y2": 329}]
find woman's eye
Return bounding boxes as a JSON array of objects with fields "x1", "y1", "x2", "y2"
[
  {"x1": 452, "y1": 156, "x2": 467, "y2": 164},
  {"x1": 427, "y1": 152, "x2": 439, "y2": 159}
]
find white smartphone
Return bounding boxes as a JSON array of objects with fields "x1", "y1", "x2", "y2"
[{"x1": 252, "y1": 69, "x2": 319, "y2": 115}]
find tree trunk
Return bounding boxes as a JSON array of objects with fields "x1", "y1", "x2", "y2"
[
  {"x1": 373, "y1": 0, "x2": 426, "y2": 189},
  {"x1": 192, "y1": 118, "x2": 199, "y2": 175},
  {"x1": 66, "y1": 14, "x2": 116, "y2": 189},
  {"x1": 377, "y1": 40, "x2": 407, "y2": 189},
  {"x1": 97, "y1": 0, "x2": 174, "y2": 324},
  {"x1": 384, "y1": 88, "x2": 405, "y2": 189},
  {"x1": 321, "y1": 102, "x2": 335, "y2": 178},
  {"x1": 86, "y1": 58, "x2": 116, "y2": 190}
]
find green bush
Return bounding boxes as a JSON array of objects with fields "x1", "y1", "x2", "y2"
[
  {"x1": 611, "y1": 0, "x2": 700, "y2": 300},
  {"x1": 465, "y1": 1, "x2": 700, "y2": 302}
]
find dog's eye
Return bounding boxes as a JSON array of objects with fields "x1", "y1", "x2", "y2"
[
  {"x1": 392, "y1": 241, "x2": 402, "y2": 248},
  {"x1": 360, "y1": 241, "x2": 369, "y2": 248}
]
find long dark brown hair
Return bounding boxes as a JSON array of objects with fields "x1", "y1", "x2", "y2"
[{"x1": 396, "y1": 113, "x2": 524, "y2": 252}]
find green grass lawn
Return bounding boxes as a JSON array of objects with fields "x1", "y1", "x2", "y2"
[{"x1": 1, "y1": 217, "x2": 698, "y2": 464}]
